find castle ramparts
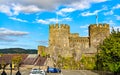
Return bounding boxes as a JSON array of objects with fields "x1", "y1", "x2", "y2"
[{"x1": 38, "y1": 23, "x2": 110, "y2": 58}]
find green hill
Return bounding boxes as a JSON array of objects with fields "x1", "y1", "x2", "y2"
[{"x1": 0, "y1": 48, "x2": 37, "y2": 54}]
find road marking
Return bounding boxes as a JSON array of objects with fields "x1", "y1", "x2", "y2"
[
  {"x1": 57, "y1": 72, "x2": 63, "y2": 75},
  {"x1": 80, "y1": 70, "x2": 87, "y2": 75},
  {"x1": 60, "y1": 72, "x2": 63, "y2": 75}
]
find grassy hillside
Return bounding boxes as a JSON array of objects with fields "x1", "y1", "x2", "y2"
[{"x1": 0, "y1": 48, "x2": 37, "y2": 54}]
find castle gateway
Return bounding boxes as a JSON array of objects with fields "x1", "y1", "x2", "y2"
[{"x1": 38, "y1": 23, "x2": 110, "y2": 59}]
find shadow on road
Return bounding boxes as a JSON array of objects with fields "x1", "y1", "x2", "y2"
[{"x1": 91, "y1": 70, "x2": 120, "y2": 75}]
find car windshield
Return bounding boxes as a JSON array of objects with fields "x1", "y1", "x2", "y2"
[{"x1": 31, "y1": 70, "x2": 42, "y2": 74}]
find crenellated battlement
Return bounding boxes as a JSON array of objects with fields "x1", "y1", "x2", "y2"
[
  {"x1": 44, "y1": 23, "x2": 110, "y2": 58},
  {"x1": 60, "y1": 24, "x2": 70, "y2": 29},
  {"x1": 69, "y1": 37, "x2": 89, "y2": 42},
  {"x1": 70, "y1": 33, "x2": 79, "y2": 38},
  {"x1": 89, "y1": 23, "x2": 110, "y2": 47},
  {"x1": 89, "y1": 23, "x2": 109, "y2": 28},
  {"x1": 49, "y1": 23, "x2": 70, "y2": 29}
]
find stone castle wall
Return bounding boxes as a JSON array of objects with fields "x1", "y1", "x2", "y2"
[
  {"x1": 38, "y1": 23, "x2": 110, "y2": 58},
  {"x1": 89, "y1": 23, "x2": 110, "y2": 48},
  {"x1": 49, "y1": 24, "x2": 70, "y2": 48}
]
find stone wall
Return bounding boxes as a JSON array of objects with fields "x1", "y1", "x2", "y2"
[
  {"x1": 89, "y1": 24, "x2": 110, "y2": 48},
  {"x1": 38, "y1": 23, "x2": 110, "y2": 59}
]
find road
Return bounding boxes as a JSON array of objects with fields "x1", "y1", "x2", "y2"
[
  {"x1": 0, "y1": 69, "x2": 113, "y2": 75},
  {"x1": 47, "y1": 70, "x2": 99, "y2": 75},
  {"x1": 15, "y1": 69, "x2": 99, "y2": 75}
]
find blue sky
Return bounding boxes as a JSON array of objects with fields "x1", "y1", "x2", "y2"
[{"x1": 0, "y1": 0, "x2": 120, "y2": 49}]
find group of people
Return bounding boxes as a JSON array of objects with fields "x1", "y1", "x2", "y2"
[{"x1": 1, "y1": 70, "x2": 21, "y2": 75}]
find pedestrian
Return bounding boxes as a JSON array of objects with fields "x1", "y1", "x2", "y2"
[
  {"x1": 1, "y1": 71, "x2": 7, "y2": 75},
  {"x1": 16, "y1": 71, "x2": 21, "y2": 75}
]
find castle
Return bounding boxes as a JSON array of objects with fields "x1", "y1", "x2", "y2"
[{"x1": 38, "y1": 23, "x2": 110, "y2": 59}]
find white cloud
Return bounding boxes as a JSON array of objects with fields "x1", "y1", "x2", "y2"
[
  {"x1": 115, "y1": 15, "x2": 120, "y2": 20},
  {"x1": 62, "y1": 17, "x2": 72, "y2": 21},
  {"x1": 0, "y1": 5, "x2": 12, "y2": 16},
  {"x1": 36, "y1": 17, "x2": 72, "y2": 24},
  {"x1": 109, "y1": 20, "x2": 115, "y2": 26},
  {"x1": 9, "y1": 17, "x2": 28, "y2": 22},
  {"x1": 0, "y1": 0, "x2": 107, "y2": 16},
  {"x1": 69, "y1": 0, "x2": 107, "y2": 9},
  {"x1": 57, "y1": 0, "x2": 107, "y2": 16},
  {"x1": 81, "y1": 11, "x2": 94, "y2": 16},
  {"x1": 103, "y1": 4, "x2": 120, "y2": 16},
  {"x1": 0, "y1": 28, "x2": 29, "y2": 36},
  {"x1": 104, "y1": 10, "x2": 113, "y2": 16},
  {"x1": 112, "y1": 4, "x2": 120, "y2": 9},
  {"x1": 110, "y1": 26, "x2": 120, "y2": 33},
  {"x1": 0, "y1": 42, "x2": 31, "y2": 48},
  {"x1": 0, "y1": 37, "x2": 17, "y2": 42},
  {"x1": 0, "y1": 28, "x2": 29, "y2": 42},
  {"x1": 36, "y1": 18, "x2": 58, "y2": 24},
  {"x1": 36, "y1": 40, "x2": 48, "y2": 45},
  {"x1": 57, "y1": 8, "x2": 76, "y2": 16},
  {"x1": 80, "y1": 25, "x2": 89, "y2": 28},
  {"x1": 102, "y1": 20, "x2": 115, "y2": 26},
  {"x1": 48, "y1": 18, "x2": 59, "y2": 23},
  {"x1": 36, "y1": 19, "x2": 49, "y2": 24},
  {"x1": 113, "y1": 26, "x2": 120, "y2": 30},
  {"x1": 81, "y1": 6, "x2": 107, "y2": 16},
  {"x1": 12, "y1": 4, "x2": 43, "y2": 15},
  {"x1": 102, "y1": 20, "x2": 120, "y2": 32}
]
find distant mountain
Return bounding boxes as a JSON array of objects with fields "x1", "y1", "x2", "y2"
[{"x1": 0, "y1": 48, "x2": 37, "y2": 54}]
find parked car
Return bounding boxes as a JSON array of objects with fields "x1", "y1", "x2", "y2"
[
  {"x1": 30, "y1": 68, "x2": 46, "y2": 75},
  {"x1": 40, "y1": 70, "x2": 46, "y2": 75},
  {"x1": 47, "y1": 67, "x2": 61, "y2": 73}
]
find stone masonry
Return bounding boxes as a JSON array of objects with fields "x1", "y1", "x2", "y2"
[{"x1": 38, "y1": 23, "x2": 110, "y2": 59}]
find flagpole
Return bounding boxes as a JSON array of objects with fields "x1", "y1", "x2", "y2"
[
  {"x1": 56, "y1": 13, "x2": 58, "y2": 24},
  {"x1": 96, "y1": 14, "x2": 98, "y2": 25}
]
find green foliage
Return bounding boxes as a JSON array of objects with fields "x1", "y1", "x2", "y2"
[
  {"x1": 0, "y1": 54, "x2": 8, "y2": 70},
  {"x1": 56, "y1": 55, "x2": 95, "y2": 70},
  {"x1": 96, "y1": 29, "x2": 120, "y2": 73},
  {"x1": 12, "y1": 55, "x2": 22, "y2": 66},
  {"x1": 1, "y1": 60, "x2": 6, "y2": 69},
  {"x1": 41, "y1": 49, "x2": 47, "y2": 57},
  {"x1": 56, "y1": 56, "x2": 76, "y2": 69},
  {"x1": 80, "y1": 54, "x2": 96, "y2": 70},
  {"x1": 0, "y1": 53, "x2": 3, "y2": 57},
  {"x1": 0, "y1": 48, "x2": 37, "y2": 54}
]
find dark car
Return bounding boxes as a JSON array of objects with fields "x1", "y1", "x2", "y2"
[{"x1": 47, "y1": 67, "x2": 61, "y2": 73}]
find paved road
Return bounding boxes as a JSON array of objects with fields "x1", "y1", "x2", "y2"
[
  {"x1": 50, "y1": 70, "x2": 99, "y2": 75},
  {"x1": 21, "y1": 70, "x2": 99, "y2": 75},
  {"x1": 0, "y1": 69, "x2": 108, "y2": 75}
]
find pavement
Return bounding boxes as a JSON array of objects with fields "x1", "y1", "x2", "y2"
[{"x1": 0, "y1": 67, "x2": 115, "y2": 75}]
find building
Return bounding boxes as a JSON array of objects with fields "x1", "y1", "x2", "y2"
[{"x1": 38, "y1": 23, "x2": 110, "y2": 59}]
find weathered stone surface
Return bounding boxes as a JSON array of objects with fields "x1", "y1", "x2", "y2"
[{"x1": 38, "y1": 23, "x2": 110, "y2": 60}]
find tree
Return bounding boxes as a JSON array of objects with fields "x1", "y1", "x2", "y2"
[
  {"x1": 12, "y1": 55, "x2": 22, "y2": 70},
  {"x1": 80, "y1": 54, "x2": 95, "y2": 70},
  {"x1": 96, "y1": 28, "x2": 120, "y2": 75},
  {"x1": 0, "y1": 54, "x2": 8, "y2": 71},
  {"x1": 41, "y1": 49, "x2": 47, "y2": 57}
]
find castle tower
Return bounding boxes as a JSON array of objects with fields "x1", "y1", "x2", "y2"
[
  {"x1": 38, "y1": 46, "x2": 46, "y2": 55},
  {"x1": 89, "y1": 23, "x2": 110, "y2": 48},
  {"x1": 49, "y1": 23, "x2": 70, "y2": 48}
]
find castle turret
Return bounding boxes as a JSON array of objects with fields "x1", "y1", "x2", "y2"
[
  {"x1": 89, "y1": 23, "x2": 110, "y2": 48},
  {"x1": 38, "y1": 46, "x2": 46, "y2": 55},
  {"x1": 49, "y1": 23, "x2": 70, "y2": 48}
]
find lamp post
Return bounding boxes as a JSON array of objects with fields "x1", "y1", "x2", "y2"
[
  {"x1": 10, "y1": 63, "x2": 12, "y2": 75},
  {"x1": 16, "y1": 63, "x2": 21, "y2": 75}
]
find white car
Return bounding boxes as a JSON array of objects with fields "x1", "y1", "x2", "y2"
[
  {"x1": 30, "y1": 68, "x2": 46, "y2": 75},
  {"x1": 40, "y1": 70, "x2": 46, "y2": 75}
]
